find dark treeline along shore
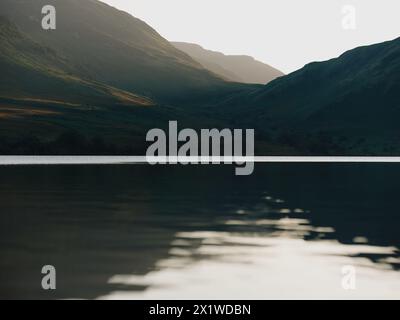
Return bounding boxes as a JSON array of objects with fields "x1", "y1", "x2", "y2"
[{"x1": 0, "y1": 0, "x2": 399, "y2": 155}]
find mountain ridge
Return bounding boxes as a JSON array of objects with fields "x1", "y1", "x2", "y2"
[
  {"x1": 0, "y1": 0, "x2": 399, "y2": 155},
  {"x1": 172, "y1": 41, "x2": 284, "y2": 84},
  {"x1": 0, "y1": 0, "x2": 248, "y2": 104},
  {"x1": 223, "y1": 36, "x2": 400, "y2": 154}
]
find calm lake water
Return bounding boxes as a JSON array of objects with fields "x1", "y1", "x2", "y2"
[{"x1": 0, "y1": 164, "x2": 399, "y2": 299}]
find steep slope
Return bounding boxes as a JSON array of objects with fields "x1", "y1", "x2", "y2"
[
  {"x1": 0, "y1": 17, "x2": 153, "y2": 107},
  {"x1": 227, "y1": 37, "x2": 400, "y2": 154},
  {"x1": 173, "y1": 42, "x2": 284, "y2": 84},
  {"x1": 0, "y1": 0, "x2": 239, "y2": 103},
  {"x1": 0, "y1": 1, "x2": 261, "y2": 155}
]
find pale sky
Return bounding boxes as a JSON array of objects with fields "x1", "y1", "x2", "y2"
[{"x1": 101, "y1": 0, "x2": 400, "y2": 74}]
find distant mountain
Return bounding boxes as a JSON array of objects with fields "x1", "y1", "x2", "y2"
[
  {"x1": 225, "y1": 37, "x2": 400, "y2": 155},
  {"x1": 0, "y1": 0, "x2": 245, "y2": 104},
  {"x1": 173, "y1": 42, "x2": 284, "y2": 84}
]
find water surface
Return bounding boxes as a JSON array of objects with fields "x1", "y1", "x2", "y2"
[{"x1": 0, "y1": 164, "x2": 399, "y2": 299}]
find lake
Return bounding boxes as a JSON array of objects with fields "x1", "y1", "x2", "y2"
[{"x1": 0, "y1": 163, "x2": 399, "y2": 299}]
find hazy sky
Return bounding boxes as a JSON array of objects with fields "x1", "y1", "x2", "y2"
[{"x1": 101, "y1": 0, "x2": 400, "y2": 73}]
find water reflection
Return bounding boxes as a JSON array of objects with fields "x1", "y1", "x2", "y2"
[{"x1": 0, "y1": 164, "x2": 399, "y2": 299}]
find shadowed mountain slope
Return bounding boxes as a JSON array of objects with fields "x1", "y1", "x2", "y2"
[
  {"x1": 224, "y1": 37, "x2": 400, "y2": 154},
  {"x1": 0, "y1": 17, "x2": 153, "y2": 107},
  {"x1": 0, "y1": 0, "x2": 247, "y2": 104}
]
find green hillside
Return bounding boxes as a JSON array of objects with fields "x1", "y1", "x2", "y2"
[
  {"x1": 0, "y1": 0, "x2": 257, "y2": 154},
  {"x1": 0, "y1": 17, "x2": 153, "y2": 107},
  {"x1": 225, "y1": 37, "x2": 400, "y2": 155},
  {"x1": 0, "y1": 0, "x2": 242, "y2": 104},
  {"x1": 0, "y1": 0, "x2": 399, "y2": 155}
]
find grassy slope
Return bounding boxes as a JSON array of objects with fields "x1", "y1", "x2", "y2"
[
  {"x1": 0, "y1": 19, "x2": 252, "y2": 154},
  {"x1": 0, "y1": 1, "x2": 276, "y2": 154},
  {"x1": 224, "y1": 37, "x2": 400, "y2": 154},
  {"x1": 0, "y1": 17, "x2": 164, "y2": 152},
  {"x1": 0, "y1": 17, "x2": 153, "y2": 107},
  {"x1": 2, "y1": 1, "x2": 398, "y2": 155},
  {"x1": 0, "y1": 0, "x2": 246, "y2": 104}
]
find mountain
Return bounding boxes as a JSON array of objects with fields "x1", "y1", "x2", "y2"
[
  {"x1": 0, "y1": 0, "x2": 246, "y2": 104},
  {"x1": 0, "y1": 17, "x2": 153, "y2": 107},
  {"x1": 172, "y1": 42, "x2": 284, "y2": 84},
  {"x1": 0, "y1": 0, "x2": 260, "y2": 154},
  {"x1": 225, "y1": 37, "x2": 400, "y2": 155},
  {"x1": 0, "y1": 14, "x2": 162, "y2": 153},
  {"x1": 1, "y1": 0, "x2": 399, "y2": 155}
]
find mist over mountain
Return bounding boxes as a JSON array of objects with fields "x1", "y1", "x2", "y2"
[{"x1": 172, "y1": 42, "x2": 284, "y2": 84}]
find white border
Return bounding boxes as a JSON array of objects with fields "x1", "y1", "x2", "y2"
[{"x1": 1, "y1": 156, "x2": 400, "y2": 165}]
